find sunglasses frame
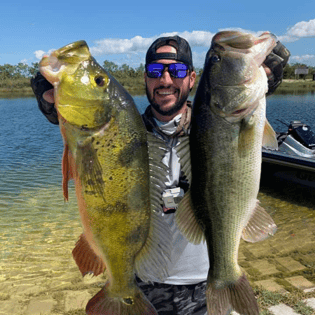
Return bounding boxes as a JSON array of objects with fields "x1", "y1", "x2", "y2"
[{"x1": 146, "y1": 63, "x2": 190, "y2": 79}]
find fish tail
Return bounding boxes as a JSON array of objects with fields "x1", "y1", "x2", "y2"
[
  {"x1": 86, "y1": 282, "x2": 157, "y2": 315},
  {"x1": 206, "y1": 273, "x2": 259, "y2": 315}
]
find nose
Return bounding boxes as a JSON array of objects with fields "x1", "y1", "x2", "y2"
[{"x1": 160, "y1": 68, "x2": 173, "y2": 85}]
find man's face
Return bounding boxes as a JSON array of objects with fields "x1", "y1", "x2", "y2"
[{"x1": 144, "y1": 45, "x2": 196, "y2": 120}]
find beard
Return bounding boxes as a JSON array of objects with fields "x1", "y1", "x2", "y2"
[{"x1": 145, "y1": 85, "x2": 190, "y2": 117}]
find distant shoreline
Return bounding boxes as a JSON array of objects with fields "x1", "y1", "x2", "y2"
[{"x1": 0, "y1": 79, "x2": 314, "y2": 98}]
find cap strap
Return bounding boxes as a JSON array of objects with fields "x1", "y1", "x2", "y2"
[{"x1": 149, "y1": 53, "x2": 177, "y2": 62}]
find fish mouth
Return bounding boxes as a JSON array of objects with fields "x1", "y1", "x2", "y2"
[
  {"x1": 225, "y1": 101, "x2": 259, "y2": 123},
  {"x1": 39, "y1": 55, "x2": 67, "y2": 85}
]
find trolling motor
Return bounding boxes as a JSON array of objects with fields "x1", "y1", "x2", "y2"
[{"x1": 277, "y1": 119, "x2": 315, "y2": 150}]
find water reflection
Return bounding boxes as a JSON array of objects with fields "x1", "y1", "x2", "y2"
[{"x1": 0, "y1": 95, "x2": 315, "y2": 313}]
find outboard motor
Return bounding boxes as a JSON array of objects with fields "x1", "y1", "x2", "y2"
[{"x1": 288, "y1": 120, "x2": 315, "y2": 149}]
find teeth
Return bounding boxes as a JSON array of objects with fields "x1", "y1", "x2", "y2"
[{"x1": 157, "y1": 91, "x2": 174, "y2": 95}]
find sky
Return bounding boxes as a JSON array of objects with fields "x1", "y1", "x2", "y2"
[{"x1": 1, "y1": 0, "x2": 315, "y2": 69}]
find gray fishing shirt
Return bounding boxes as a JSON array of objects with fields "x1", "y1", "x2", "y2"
[{"x1": 147, "y1": 111, "x2": 209, "y2": 285}]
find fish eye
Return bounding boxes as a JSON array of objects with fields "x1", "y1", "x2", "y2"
[
  {"x1": 95, "y1": 76, "x2": 105, "y2": 87},
  {"x1": 211, "y1": 55, "x2": 221, "y2": 63}
]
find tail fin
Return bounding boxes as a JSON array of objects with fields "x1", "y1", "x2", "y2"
[
  {"x1": 86, "y1": 282, "x2": 157, "y2": 315},
  {"x1": 206, "y1": 274, "x2": 259, "y2": 315}
]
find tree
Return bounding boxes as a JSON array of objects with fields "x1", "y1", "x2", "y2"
[{"x1": 103, "y1": 60, "x2": 118, "y2": 74}]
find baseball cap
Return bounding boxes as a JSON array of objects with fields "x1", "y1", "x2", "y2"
[{"x1": 145, "y1": 35, "x2": 193, "y2": 70}]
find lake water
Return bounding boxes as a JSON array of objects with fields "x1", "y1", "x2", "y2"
[{"x1": 0, "y1": 93, "x2": 315, "y2": 313}]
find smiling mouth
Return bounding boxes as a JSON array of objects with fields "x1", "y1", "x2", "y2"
[{"x1": 155, "y1": 89, "x2": 177, "y2": 96}]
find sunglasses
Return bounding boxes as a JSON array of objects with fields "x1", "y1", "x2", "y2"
[{"x1": 146, "y1": 63, "x2": 189, "y2": 79}]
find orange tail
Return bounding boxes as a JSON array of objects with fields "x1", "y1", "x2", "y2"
[
  {"x1": 206, "y1": 273, "x2": 259, "y2": 315},
  {"x1": 86, "y1": 282, "x2": 157, "y2": 315}
]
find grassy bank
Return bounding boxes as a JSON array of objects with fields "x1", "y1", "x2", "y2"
[
  {"x1": 0, "y1": 78, "x2": 314, "y2": 98},
  {"x1": 275, "y1": 79, "x2": 315, "y2": 95}
]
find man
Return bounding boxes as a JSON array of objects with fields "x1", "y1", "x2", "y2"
[{"x1": 31, "y1": 34, "x2": 290, "y2": 314}]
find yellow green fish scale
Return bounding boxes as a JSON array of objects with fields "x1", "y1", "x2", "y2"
[
  {"x1": 76, "y1": 113, "x2": 151, "y2": 290},
  {"x1": 57, "y1": 58, "x2": 111, "y2": 129}
]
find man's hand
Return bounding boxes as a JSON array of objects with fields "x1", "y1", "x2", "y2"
[
  {"x1": 30, "y1": 72, "x2": 59, "y2": 124},
  {"x1": 43, "y1": 89, "x2": 55, "y2": 103},
  {"x1": 263, "y1": 40, "x2": 290, "y2": 95}
]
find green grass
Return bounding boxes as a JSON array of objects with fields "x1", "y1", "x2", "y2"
[{"x1": 254, "y1": 286, "x2": 315, "y2": 314}]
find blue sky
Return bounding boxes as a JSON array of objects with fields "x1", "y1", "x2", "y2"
[{"x1": 1, "y1": 0, "x2": 315, "y2": 69}]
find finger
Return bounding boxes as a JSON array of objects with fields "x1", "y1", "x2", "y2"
[
  {"x1": 43, "y1": 89, "x2": 55, "y2": 103},
  {"x1": 262, "y1": 64, "x2": 272, "y2": 78},
  {"x1": 263, "y1": 52, "x2": 284, "y2": 84}
]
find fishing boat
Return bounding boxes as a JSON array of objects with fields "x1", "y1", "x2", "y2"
[{"x1": 261, "y1": 120, "x2": 315, "y2": 188}]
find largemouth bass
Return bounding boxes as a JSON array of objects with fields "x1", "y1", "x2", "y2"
[
  {"x1": 176, "y1": 31, "x2": 278, "y2": 315},
  {"x1": 39, "y1": 40, "x2": 171, "y2": 315}
]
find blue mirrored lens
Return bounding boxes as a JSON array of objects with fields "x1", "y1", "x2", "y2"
[
  {"x1": 146, "y1": 64, "x2": 164, "y2": 78},
  {"x1": 146, "y1": 63, "x2": 189, "y2": 78},
  {"x1": 168, "y1": 64, "x2": 189, "y2": 78}
]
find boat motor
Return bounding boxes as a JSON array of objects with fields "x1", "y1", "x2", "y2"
[{"x1": 288, "y1": 120, "x2": 315, "y2": 149}]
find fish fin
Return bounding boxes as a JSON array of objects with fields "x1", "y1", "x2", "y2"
[
  {"x1": 146, "y1": 132, "x2": 169, "y2": 214},
  {"x1": 134, "y1": 210, "x2": 172, "y2": 283},
  {"x1": 175, "y1": 190, "x2": 205, "y2": 245},
  {"x1": 252, "y1": 32, "x2": 277, "y2": 66},
  {"x1": 86, "y1": 282, "x2": 157, "y2": 315},
  {"x1": 133, "y1": 132, "x2": 172, "y2": 283},
  {"x1": 175, "y1": 136, "x2": 192, "y2": 184},
  {"x1": 62, "y1": 143, "x2": 73, "y2": 201},
  {"x1": 207, "y1": 273, "x2": 259, "y2": 315},
  {"x1": 262, "y1": 119, "x2": 278, "y2": 149},
  {"x1": 72, "y1": 233, "x2": 106, "y2": 276},
  {"x1": 242, "y1": 200, "x2": 277, "y2": 243}
]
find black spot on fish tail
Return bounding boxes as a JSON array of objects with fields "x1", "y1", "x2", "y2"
[
  {"x1": 77, "y1": 141, "x2": 106, "y2": 201},
  {"x1": 122, "y1": 297, "x2": 134, "y2": 305},
  {"x1": 118, "y1": 137, "x2": 146, "y2": 167}
]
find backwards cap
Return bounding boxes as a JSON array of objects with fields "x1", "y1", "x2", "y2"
[{"x1": 145, "y1": 35, "x2": 193, "y2": 70}]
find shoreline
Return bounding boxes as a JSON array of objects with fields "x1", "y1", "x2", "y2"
[{"x1": 0, "y1": 79, "x2": 314, "y2": 99}]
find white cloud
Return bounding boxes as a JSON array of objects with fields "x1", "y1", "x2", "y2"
[
  {"x1": 89, "y1": 31, "x2": 216, "y2": 57},
  {"x1": 291, "y1": 54, "x2": 315, "y2": 62},
  {"x1": 277, "y1": 19, "x2": 315, "y2": 43},
  {"x1": 90, "y1": 36, "x2": 155, "y2": 56},
  {"x1": 31, "y1": 23, "x2": 315, "y2": 67},
  {"x1": 287, "y1": 19, "x2": 315, "y2": 38},
  {"x1": 276, "y1": 34, "x2": 299, "y2": 43},
  {"x1": 34, "y1": 49, "x2": 56, "y2": 60},
  {"x1": 34, "y1": 50, "x2": 46, "y2": 60}
]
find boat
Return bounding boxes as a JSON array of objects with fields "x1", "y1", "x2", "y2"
[{"x1": 261, "y1": 120, "x2": 315, "y2": 188}]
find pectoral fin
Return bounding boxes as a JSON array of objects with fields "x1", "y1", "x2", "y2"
[
  {"x1": 175, "y1": 190, "x2": 205, "y2": 245},
  {"x1": 242, "y1": 200, "x2": 277, "y2": 243},
  {"x1": 262, "y1": 119, "x2": 278, "y2": 149}
]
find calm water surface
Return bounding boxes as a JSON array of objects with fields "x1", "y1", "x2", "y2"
[{"x1": 0, "y1": 94, "x2": 315, "y2": 307}]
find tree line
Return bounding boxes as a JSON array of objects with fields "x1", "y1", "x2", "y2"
[{"x1": 0, "y1": 61, "x2": 314, "y2": 92}]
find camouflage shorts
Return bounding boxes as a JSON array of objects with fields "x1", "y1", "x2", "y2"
[{"x1": 136, "y1": 277, "x2": 207, "y2": 315}]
